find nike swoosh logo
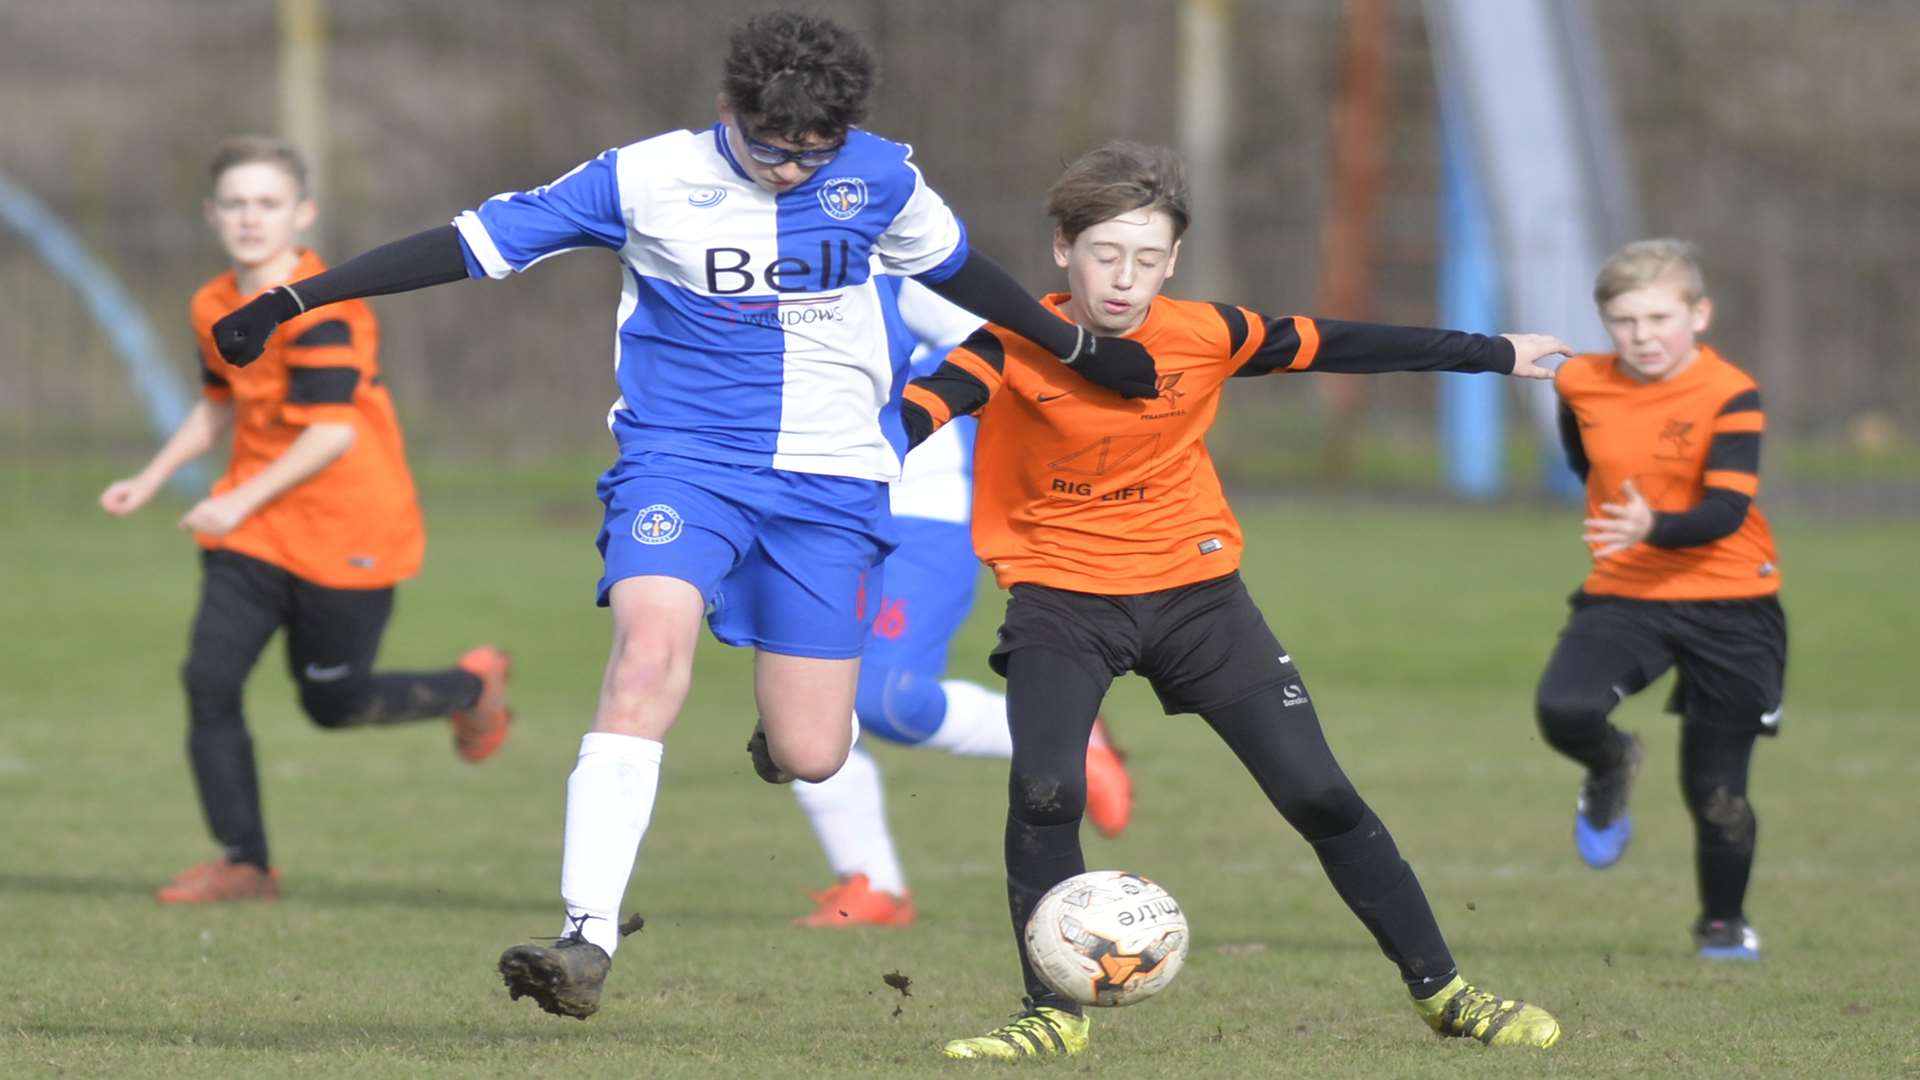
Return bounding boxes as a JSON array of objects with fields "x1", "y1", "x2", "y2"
[
  {"x1": 1036, "y1": 391, "x2": 1075, "y2": 404},
  {"x1": 303, "y1": 662, "x2": 352, "y2": 683},
  {"x1": 1758, "y1": 706, "x2": 1783, "y2": 728}
]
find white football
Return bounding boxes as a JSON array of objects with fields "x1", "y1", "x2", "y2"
[{"x1": 1024, "y1": 870, "x2": 1190, "y2": 1007}]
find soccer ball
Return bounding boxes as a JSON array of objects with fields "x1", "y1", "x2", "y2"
[{"x1": 1024, "y1": 870, "x2": 1190, "y2": 1007}]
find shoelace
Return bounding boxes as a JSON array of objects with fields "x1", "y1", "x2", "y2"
[
  {"x1": 1439, "y1": 986, "x2": 1513, "y2": 1034},
  {"x1": 985, "y1": 1010, "x2": 1069, "y2": 1054},
  {"x1": 531, "y1": 913, "x2": 599, "y2": 948}
]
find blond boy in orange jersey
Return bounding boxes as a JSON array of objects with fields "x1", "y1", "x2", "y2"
[
  {"x1": 99, "y1": 136, "x2": 511, "y2": 904},
  {"x1": 1538, "y1": 239, "x2": 1785, "y2": 960},
  {"x1": 903, "y1": 141, "x2": 1569, "y2": 1060}
]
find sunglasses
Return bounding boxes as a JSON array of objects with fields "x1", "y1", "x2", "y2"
[{"x1": 739, "y1": 127, "x2": 844, "y2": 169}]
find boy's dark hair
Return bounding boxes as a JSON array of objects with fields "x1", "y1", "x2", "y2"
[
  {"x1": 1046, "y1": 141, "x2": 1191, "y2": 244},
  {"x1": 208, "y1": 135, "x2": 309, "y2": 195},
  {"x1": 722, "y1": 11, "x2": 876, "y2": 141}
]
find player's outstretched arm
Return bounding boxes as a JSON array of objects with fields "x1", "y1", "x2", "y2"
[
  {"x1": 212, "y1": 226, "x2": 470, "y2": 367},
  {"x1": 1230, "y1": 313, "x2": 1568, "y2": 380},
  {"x1": 922, "y1": 252, "x2": 1159, "y2": 399}
]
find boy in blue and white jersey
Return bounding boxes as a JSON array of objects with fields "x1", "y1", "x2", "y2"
[
  {"x1": 789, "y1": 279, "x2": 1134, "y2": 927},
  {"x1": 208, "y1": 11, "x2": 1165, "y2": 1021}
]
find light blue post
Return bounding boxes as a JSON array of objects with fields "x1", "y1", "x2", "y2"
[
  {"x1": 1436, "y1": 93, "x2": 1504, "y2": 500},
  {"x1": 0, "y1": 170, "x2": 205, "y2": 493}
]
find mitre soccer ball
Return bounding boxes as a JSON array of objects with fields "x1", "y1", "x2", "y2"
[{"x1": 1024, "y1": 870, "x2": 1189, "y2": 1007}]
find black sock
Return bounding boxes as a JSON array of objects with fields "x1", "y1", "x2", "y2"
[
  {"x1": 304, "y1": 668, "x2": 483, "y2": 728},
  {"x1": 363, "y1": 668, "x2": 484, "y2": 721},
  {"x1": 1311, "y1": 811, "x2": 1457, "y2": 989},
  {"x1": 188, "y1": 726, "x2": 269, "y2": 869},
  {"x1": 1005, "y1": 815, "x2": 1088, "y2": 1015},
  {"x1": 1202, "y1": 686, "x2": 1457, "y2": 990},
  {"x1": 1682, "y1": 724, "x2": 1759, "y2": 922}
]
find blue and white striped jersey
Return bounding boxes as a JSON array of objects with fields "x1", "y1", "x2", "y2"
[{"x1": 453, "y1": 123, "x2": 969, "y2": 481}]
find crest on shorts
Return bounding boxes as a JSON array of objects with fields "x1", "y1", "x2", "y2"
[
  {"x1": 632, "y1": 504, "x2": 684, "y2": 545},
  {"x1": 818, "y1": 177, "x2": 868, "y2": 221}
]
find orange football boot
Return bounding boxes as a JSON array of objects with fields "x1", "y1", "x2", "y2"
[
  {"x1": 450, "y1": 645, "x2": 513, "y2": 763},
  {"x1": 1085, "y1": 716, "x2": 1134, "y2": 838},
  {"x1": 156, "y1": 859, "x2": 281, "y2": 905},
  {"x1": 794, "y1": 874, "x2": 916, "y2": 928}
]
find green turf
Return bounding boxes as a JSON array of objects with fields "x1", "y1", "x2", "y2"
[{"x1": 3, "y1": 462, "x2": 1916, "y2": 1078}]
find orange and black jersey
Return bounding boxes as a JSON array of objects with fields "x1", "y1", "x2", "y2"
[
  {"x1": 192, "y1": 249, "x2": 424, "y2": 589},
  {"x1": 1555, "y1": 345, "x2": 1779, "y2": 600},
  {"x1": 902, "y1": 293, "x2": 1515, "y2": 594}
]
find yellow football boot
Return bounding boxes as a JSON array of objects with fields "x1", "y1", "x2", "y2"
[
  {"x1": 942, "y1": 1004, "x2": 1090, "y2": 1059},
  {"x1": 1415, "y1": 975, "x2": 1562, "y2": 1048}
]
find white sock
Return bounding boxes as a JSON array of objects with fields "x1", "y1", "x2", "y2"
[
  {"x1": 792, "y1": 742, "x2": 908, "y2": 896},
  {"x1": 922, "y1": 679, "x2": 1014, "y2": 758},
  {"x1": 559, "y1": 731, "x2": 664, "y2": 957}
]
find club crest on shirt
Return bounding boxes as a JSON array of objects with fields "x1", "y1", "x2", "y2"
[
  {"x1": 688, "y1": 187, "x2": 727, "y2": 208},
  {"x1": 1656, "y1": 418, "x2": 1695, "y2": 460},
  {"x1": 633, "y1": 504, "x2": 684, "y2": 545},
  {"x1": 817, "y1": 177, "x2": 868, "y2": 221}
]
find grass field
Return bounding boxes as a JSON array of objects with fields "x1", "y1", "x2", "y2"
[{"x1": 3, "y1": 461, "x2": 1917, "y2": 1078}]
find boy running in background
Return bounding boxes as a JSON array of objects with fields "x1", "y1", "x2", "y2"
[
  {"x1": 788, "y1": 277, "x2": 1133, "y2": 928},
  {"x1": 1538, "y1": 238, "x2": 1785, "y2": 960},
  {"x1": 903, "y1": 141, "x2": 1569, "y2": 1059},
  {"x1": 99, "y1": 136, "x2": 511, "y2": 905}
]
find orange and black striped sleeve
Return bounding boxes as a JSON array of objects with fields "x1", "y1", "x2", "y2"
[
  {"x1": 1647, "y1": 388, "x2": 1762, "y2": 548},
  {"x1": 1231, "y1": 311, "x2": 1515, "y2": 377},
  {"x1": 902, "y1": 326, "x2": 1006, "y2": 449}
]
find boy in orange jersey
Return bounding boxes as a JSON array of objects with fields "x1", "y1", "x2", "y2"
[
  {"x1": 98, "y1": 136, "x2": 511, "y2": 904},
  {"x1": 902, "y1": 141, "x2": 1570, "y2": 1060},
  {"x1": 1538, "y1": 238, "x2": 1784, "y2": 960}
]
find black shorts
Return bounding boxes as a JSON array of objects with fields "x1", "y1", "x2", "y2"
[
  {"x1": 1557, "y1": 591, "x2": 1788, "y2": 736},
  {"x1": 989, "y1": 572, "x2": 1297, "y2": 716},
  {"x1": 191, "y1": 548, "x2": 396, "y2": 694}
]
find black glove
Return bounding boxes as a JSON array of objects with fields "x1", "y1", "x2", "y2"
[
  {"x1": 1065, "y1": 330, "x2": 1160, "y2": 399},
  {"x1": 212, "y1": 286, "x2": 305, "y2": 367}
]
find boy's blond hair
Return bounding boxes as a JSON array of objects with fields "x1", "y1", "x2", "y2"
[
  {"x1": 208, "y1": 135, "x2": 308, "y2": 195},
  {"x1": 1593, "y1": 238, "x2": 1706, "y2": 306}
]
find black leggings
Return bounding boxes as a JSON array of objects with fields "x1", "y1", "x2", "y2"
[
  {"x1": 1001, "y1": 649, "x2": 1455, "y2": 1009},
  {"x1": 1535, "y1": 631, "x2": 1759, "y2": 920},
  {"x1": 181, "y1": 550, "x2": 480, "y2": 868}
]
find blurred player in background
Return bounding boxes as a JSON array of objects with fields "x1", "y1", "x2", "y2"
[
  {"x1": 1537, "y1": 238, "x2": 1785, "y2": 960},
  {"x1": 788, "y1": 277, "x2": 1133, "y2": 929},
  {"x1": 904, "y1": 141, "x2": 1569, "y2": 1059},
  {"x1": 98, "y1": 136, "x2": 512, "y2": 906},
  {"x1": 206, "y1": 12, "x2": 1163, "y2": 1019}
]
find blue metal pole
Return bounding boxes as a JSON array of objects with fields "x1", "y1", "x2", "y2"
[
  {"x1": 0, "y1": 170, "x2": 205, "y2": 493},
  {"x1": 1436, "y1": 91, "x2": 1505, "y2": 500}
]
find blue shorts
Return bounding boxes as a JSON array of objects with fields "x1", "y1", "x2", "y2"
[
  {"x1": 856, "y1": 516, "x2": 981, "y2": 743},
  {"x1": 595, "y1": 452, "x2": 896, "y2": 659}
]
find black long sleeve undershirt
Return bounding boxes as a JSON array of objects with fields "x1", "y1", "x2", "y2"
[
  {"x1": 284, "y1": 225, "x2": 471, "y2": 309},
  {"x1": 1557, "y1": 403, "x2": 1591, "y2": 482},
  {"x1": 1234, "y1": 316, "x2": 1515, "y2": 377},
  {"x1": 920, "y1": 252, "x2": 1078, "y2": 358},
  {"x1": 1647, "y1": 489, "x2": 1753, "y2": 548}
]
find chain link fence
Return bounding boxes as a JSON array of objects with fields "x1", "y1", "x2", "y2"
[{"x1": 3, "y1": 0, "x2": 1914, "y2": 511}]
